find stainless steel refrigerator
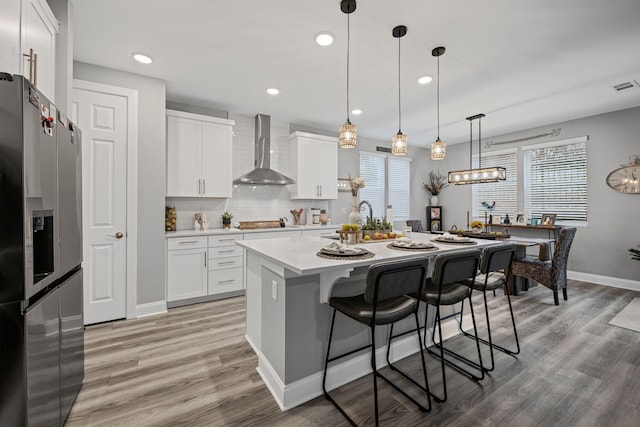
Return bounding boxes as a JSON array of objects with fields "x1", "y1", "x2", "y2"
[{"x1": 0, "y1": 73, "x2": 84, "y2": 426}]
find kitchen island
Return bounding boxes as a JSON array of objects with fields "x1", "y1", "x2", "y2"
[{"x1": 236, "y1": 233, "x2": 500, "y2": 410}]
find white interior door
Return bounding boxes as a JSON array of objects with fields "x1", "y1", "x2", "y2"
[{"x1": 72, "y1": 88, "x2": 127, "y2": 324}]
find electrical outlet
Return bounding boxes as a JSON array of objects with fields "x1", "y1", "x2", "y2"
[{"x1": 271, "y1": 280, "x2": 278, "y2": 301}]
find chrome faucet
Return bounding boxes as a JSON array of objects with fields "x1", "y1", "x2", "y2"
[{"x1": 358, "y1": 200, "x2": 373, "y2": 223}]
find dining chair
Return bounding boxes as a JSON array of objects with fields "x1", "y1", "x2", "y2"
[
  {"x1": 458, "y1": 244, "x2": 519, "y2": 371},
  {"x1": 511, "y1": 227, "x2": 577, "y2": 305},
  {"x1": 322, "y1": 258, "x2": 431, "y2": 426},
  {"x1": 406, "y1": 219, "x2": 424, "y2": 232}
]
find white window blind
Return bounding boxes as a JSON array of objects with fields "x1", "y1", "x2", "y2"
[
  {"x1": 523, "y1": 138, "x2": 587, "y2": 222},
  {"x1": 359, "y1": 152, "x2": 386, "y2": 221},
  {"x1": 472, "y1": 149, "x2": 518, "y2": 220},
  {"x1": 388, "y1": 156, "x2": 411, "y2": 221}
]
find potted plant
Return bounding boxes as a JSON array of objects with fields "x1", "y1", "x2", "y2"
[
  {"x1": 221, "y1": 211, "x2": 233, "y2": 229},
  {"x1": 423, "y1": 170, "x2": 449, "y2": 206},
  {"x1": 630, "y1": 247, "x2": 640, "y2": 261}
]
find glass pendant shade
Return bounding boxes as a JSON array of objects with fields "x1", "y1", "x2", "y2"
[
  {"x1": 431, "y1": 138, "x2": 446, "y2": 160},
  {"x1": 339, "y1": 120, "x2": 357, "y2": 148},
  {"x1": 392, "y1": 132, "x2": 408, "y2": 156}
]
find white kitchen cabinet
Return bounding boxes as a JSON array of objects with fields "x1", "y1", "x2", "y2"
[
  {"x1": 21, "y1": 0, "x2": 59, "y2": 101},
  {"x1": 166, "y1": 237, "x2": 208, "y2": 302},
  {"x1": 0, "y1": 0, "x2": 22, "y2": 75},
  {"x1": 207, "y1": 234, "x2": 244, "y2": 296},
  {"x1": 289, "y1": 131, "x2": 338, "y2": 200},
  {"x1": 166, "y1": 109, "x2": 234, "y2": 198}
]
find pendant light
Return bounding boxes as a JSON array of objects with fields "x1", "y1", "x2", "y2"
[
  {"x1": 430, "y1": 46, "x2": 446, "y2": 160},
  {"x1": 448, "y1": 113, "x2": 507, "y2": 184},
  {"x1": 391, "y1": 25, "x2": 408, "y2": 156},
  {"x1": 338, "y1": 0, "x2": 357, "y2": 148}
]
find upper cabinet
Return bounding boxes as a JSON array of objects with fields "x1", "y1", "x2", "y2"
[
  {"x1": 0, "y1": 0, "x2": 22, "y2": 75},
  {"x1": 166, "y1": 109, "x2": 235, "y2": 198},
  {"x1": 289, "y1": 131, "x2": 338, "y2": 200},
  {"x1": 21, "y1": 0, "x2": 59, "y2": 101}
]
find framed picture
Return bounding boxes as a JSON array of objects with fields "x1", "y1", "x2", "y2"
[
  {"x1": 426, "y1": 206, "x2": 442, "y2": 232},
  {"x1": 541, "y1": 213, "x2": 557, "y2": 226},
  {"x1": 430, "y1": 207, "x2": 441, "y2": 219},
  {"x1": 515, "y1": 211, "x2": 528, "y2": 225},
  {"x1": 491, "y1": 215, "x2": 501, "y2": 225}
]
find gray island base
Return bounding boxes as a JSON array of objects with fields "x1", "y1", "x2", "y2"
[{"x1": 236, "y1": 234, "x2": 500, "y2": 410}]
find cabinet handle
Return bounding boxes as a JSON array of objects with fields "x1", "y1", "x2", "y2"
[
  {"x1": 178, "y1": 240, "x2": 199, "y2": 245},
  {"x1": 218, "y1": 249, "x2": 235, "y2": 254},
  {"x1": 33, "y1": 52, "x2": 37, "y2": 86},
  {"x1": 23, "y1": 49, "x2": 36, "y2": 85},
  {"x1": 203, "y1": 179, "x2": 206, "y2": 194},
  {"x1": 204, "y1": 251, "x2": 207, "y2": 268},
  {"x1": 319, "y1": 185, "x2": 322, "y2": 197},
  {"x1": 218, "y1": 279, "x2": 236, "y2": 284},
  {"x1": 218, "y1": 238, "x2": 236, "y2": 242},
  {"x1": 218, "y1": 261, "x2": 235, "y2": 265}
]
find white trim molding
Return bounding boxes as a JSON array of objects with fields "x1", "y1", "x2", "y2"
[
  {"x1": 135, "y1": 301, "x2": 167, "y2": 318},
  {"x1": 569, "y1": 271, "x2": 640, "y2": 292}
]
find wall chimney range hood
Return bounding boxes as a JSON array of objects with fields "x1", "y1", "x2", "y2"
[{"x1": 233, "y1": 114, "x2": 295, "y2": 185}]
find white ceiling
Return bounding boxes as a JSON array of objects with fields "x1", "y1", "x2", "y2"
[{"x1": 72, "y1": 0, "x2": 640, "y2": 146}]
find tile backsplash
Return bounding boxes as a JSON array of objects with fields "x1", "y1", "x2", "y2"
[{"x1": 166, "y1": 112, "x2": 329, "y2": 230}]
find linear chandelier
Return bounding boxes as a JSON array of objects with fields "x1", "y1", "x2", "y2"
[{"x1": 448, "y1": 113, "x2": 507, "y2": 185}]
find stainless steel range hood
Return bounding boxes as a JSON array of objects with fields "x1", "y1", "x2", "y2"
[{"x1": 233, "y1": 114, "x2": 295, "y2": 185}]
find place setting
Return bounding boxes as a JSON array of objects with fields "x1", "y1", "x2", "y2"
[
  {"x1": 431, "y1": 232, "x2": 478, "y2": 245},
  {"x1": 316, "y1": 241, "x2": 375, "y2": 260},
  {"x1": 387, "y1": 237, "x2": 438, "y2": 252}
]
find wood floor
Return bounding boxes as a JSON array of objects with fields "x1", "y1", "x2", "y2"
[{"x1": 66, "y1": 281, "x2": 640, "y2": 426}]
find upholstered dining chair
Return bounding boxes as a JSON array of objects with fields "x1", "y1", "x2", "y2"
[
  {"x1": 511, "y1": 227, "x2": 577, "y2": 305},
  {"x1": 406, "y1": 219, "x2": 424, "y2": 232},
  {"x1": 323, "y1": 258, "x2": 431, "y2": 426}
]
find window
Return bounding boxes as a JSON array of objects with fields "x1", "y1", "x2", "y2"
[
  {"x1": 523, "y1": 137, "x2": 587, "y2": 222},
  {"x1": 359, "y1": 152, "x2": 411, "y2": 222},
  {"x1": 472, "y1": 148, "x2": 518, "y2": 220},
  {"x1": 472, "y1": 136, "x2": 588, "y2": 224}
]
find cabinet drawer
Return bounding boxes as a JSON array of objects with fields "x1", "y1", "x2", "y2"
[
  {"x1": 208, "y1": 268, "x2": 243, "y2": 294},
  {"x1": 208, "y1": 234, "x2": 244, "y2": 247},
  {"x1": 167, "y1": 236, "x2": 207, "y2": 250},
  {"x1": 208, "y1": 255, "x2": 243, "y2": 271},
  {"x1": 208, "y1": 245, "x2": 243, "y2": 258}
]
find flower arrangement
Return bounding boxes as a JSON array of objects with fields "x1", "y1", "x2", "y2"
[
  {"x1": 349, "y1": 177, "x2": 365, "y2": 196},
  {"x1": 423, "y1": 170, "x2": 449, "y2": 196},
  {"x1": 290, "y1": 208, "x2": 303, "y2": 224},
  {"x1": 221, "y1": 211, "x2": 233, "y2": 220}
]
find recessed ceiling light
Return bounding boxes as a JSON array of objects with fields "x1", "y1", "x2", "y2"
[
  {"x1": 351, "y1": 109, "x2": 362, "y2": 115},
  {"x1": 315, "y1": 31, "x2": 335, "y2": 46},
  {"x1": 133, "y1": 53, "x2": 153, "y2": 64},
  {"x1": 266, "y1": 88, "x2": 280, "y2": 95},
  {"x1": 417, "y1": 75, "x2": 433, "y2": 85}
]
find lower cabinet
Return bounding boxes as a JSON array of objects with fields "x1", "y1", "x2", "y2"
[
  {"x1": 166, "y1": 234, "x2": 245, "y2": 305},
  {"x1": 167, "y1": 237, "x2": 208, "y2": 302}
]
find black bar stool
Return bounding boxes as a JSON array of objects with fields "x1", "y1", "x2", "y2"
[
  {"x1": 322, "y1": 258, "x2": 431, "y2": 426},
  {"x1": 458, "y1": 244, "x2": 520, "y2": 371},
  {"x1": 419, "y1": 251, "x2": 483, "y2": 403}
]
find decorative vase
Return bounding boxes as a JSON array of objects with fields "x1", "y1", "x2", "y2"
[
  {"x1": 320, "y1": 212, "x2": 328, "y2": 224},
  {"x1": 222, "y1": 218, "x2": 231, "y2": 229},
  {"x1": 430, "y1": 195, "x2": 439, "y2": 206},
  {"x1": 348, "y1": 196, "x2": 363, "y2": 226}
]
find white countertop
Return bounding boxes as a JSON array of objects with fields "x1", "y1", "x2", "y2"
[
  {"x1": 236, "y1": 232, "x2": 501, "y2": 276},
  {"x1": 165, "y1": 224, "x2": 338, "y2": 238}
]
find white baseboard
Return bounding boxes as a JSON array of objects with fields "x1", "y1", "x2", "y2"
[
  {"x1": 135, "y1": 300, "x2": 167, "y2": 318},
  {"x1": 255, "y1": 315, "x2": 471, "y2": 411},
  {"x1": 569, "y1": 271, "x2": 640, "y2": 292}
]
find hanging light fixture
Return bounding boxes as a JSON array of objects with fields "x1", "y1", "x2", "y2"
[
  {"x1": 448, "y1": 113, "x2": 507, "y2": 184},
  {"x1": 391, "y1": 25, "x2": 408, "y2": 156},
  {"x1": 430, "y1": 46, "x2": 446, "y2": 160},
  {"x1": 338, "y1": 0, "x2": 357, "y2": 148}
]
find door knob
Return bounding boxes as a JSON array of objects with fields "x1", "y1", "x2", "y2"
[{"x1": 108, "y1": 232, "x2": 124, "y2": 239}]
